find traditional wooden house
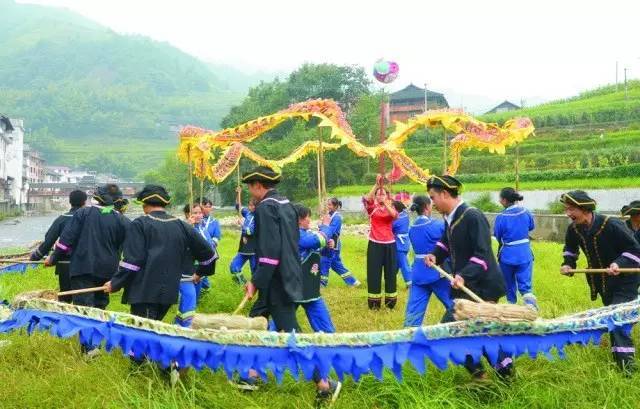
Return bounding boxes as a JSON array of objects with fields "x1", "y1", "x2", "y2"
[{"x1": 389, "y1": 84, "x2": 449, "y2": 122}]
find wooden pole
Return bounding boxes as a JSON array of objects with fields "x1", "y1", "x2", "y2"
[
  {"x1": 378, "y1": 94, "x2": 386, "y2": 175},
  {"x1": 233, "y1": 294, "x2": 251, "y2": 315},
  {"x1": 236, "y1": 165, "x2": 242, "y2": 217},
  {"x1": 432, "y1": 264, "x2": 485, "y2": 303},
  {"x1": 442, "y1": 129, "x2": 448, "y2": 174},
  {"x1": 57, "y1": 286, "x2": 108, "y2": 297},
  {"x1": 187, "y1": 148, "x2": 194, "y2": 206},
  {"x1": 199, "y1": 158, "x2": 205, "y2": 205},
  {"x1": 569, "y1": 268, "x2": 640, "y2": 274},
  {"x1": 515, "y1": 144, "x2": 521, "y2": 191},
  {"x1": 319, "y1": 127, "x2": 327, "y2": 206},
  {"x1": 316, "y1": 134, "x2": 323, "y2": 214}
]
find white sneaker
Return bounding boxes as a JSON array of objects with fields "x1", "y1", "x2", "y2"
[
  {"x1": 170, "y1": 366, "x2": 180, "y2": 387},
  {"x1": 84, "y1": 348, "x2": 102, "y2": 361}
]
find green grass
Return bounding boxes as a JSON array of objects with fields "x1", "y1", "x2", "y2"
[
  {"x1": 330, "y1": 176, "x2": 640, "y2": 197},
  {"x1": 481, "y1": 81, "x2": 640, "y2": 125},
  {"x1": 1, "y1": 234, "x2": 639, "y2": 408}
]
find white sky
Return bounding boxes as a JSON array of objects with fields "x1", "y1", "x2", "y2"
[{"x1": 24, "y1": 0, "x2": 640, "y2": 110}]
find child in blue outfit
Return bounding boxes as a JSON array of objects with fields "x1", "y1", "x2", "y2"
[
  {"x1": 266, "y1": 204, "x2": 336, "y2": 333},
  {"x1": 229, "y1": 186, "x2": 257, "y2": 285},
  {"x1": 494, "y1": 187, "x2": 538, "y2": 310},
  {"x1": 198, "y1": 197, "x2": 220, "y2": 292},
  {"x1": 319, "y1": 198, "x2": 360, "y2": 288},
  {"x1": 392, "y1": 201, "x2": 412, "y2": 288},
  {"x1": 403, "y1": 195, "x2": 454, "y2": 327},
  {"x1": 296, "y1": 204, "x2": 337, "y2": 333},
  {"x1": 175, "y1": 203, "x2": 204, "y2": 327}
]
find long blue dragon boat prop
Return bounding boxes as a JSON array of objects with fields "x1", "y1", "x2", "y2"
[{"x1": 1, "y1": 297, "x2": 638, "y2": 381}]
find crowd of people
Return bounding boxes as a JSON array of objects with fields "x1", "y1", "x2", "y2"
[{"x1": 29, "y1": 165, "x2": 640, "y2": 405}]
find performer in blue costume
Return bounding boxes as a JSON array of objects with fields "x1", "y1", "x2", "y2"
[
  {"x1": 403, "y1": 195, "x2": 454, "y2": 327},
  {"x1": 229, "y1": 186, "x2": 257, "y2": 285},
  {"x1": 319, "y1": 197, "x2": 360, "y2": 288},
  {"x1": 174, "y1": 203, "x2": 205, "y2": 327},
  {"x1": 425, "y1": 175, "x2": 512, "y2": 381},
  {"x1": 494, "y1": 187, "x2": 538, "y2": 310},
  {"x1": 268, "y1": 204, "x2": 337, "y2": 333},
  {"x1": 392, "y1": 201, "x2": 412, "y2": 288},
  {"x1": 196, "y1": 197, "x2": 220, "y2": 293}
]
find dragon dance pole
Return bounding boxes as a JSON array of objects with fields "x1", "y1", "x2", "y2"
[
  {"x1": 379, "y1": 93, "x2": 386, "y2": 176},
  {"x1": 236, "y1": 165, "x2": 242, "y2": 217},
  {"x1": 319, "y1": 127, "x2": 327, "y2": 206},
  {"x1": 187, "y1": 148, "x2": 194, "y2": 206},
  {"x1": 199, "y1": 158, "x2": 205, "y2": 205},
  {"x1": 442, "y1": 129, "x2": 448, "y2": 174},
  {"x1": 515, "y1": 144, "x2": 521, "y2": 191},
  {"x1": 316, "y1": 129, "x2": 323, "y2": 214}
]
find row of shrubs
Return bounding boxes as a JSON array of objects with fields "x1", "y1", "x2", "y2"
[{"x1": 459, "y1": 163, "x2": 640, "y2": 184}]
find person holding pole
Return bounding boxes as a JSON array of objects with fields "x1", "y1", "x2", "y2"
[
  {"x1": 560, "y1": 190, "x2": 640, "y2": 373},
  {"x1": 104, "y1": 185, "x2": 216, "y2": 385},
  {"x1": 621, "y1": 200, "x2": 640, "y2": 243},
  {"x1": 30, "y1": 190, "x2": 87, "y2": 303},
  {"x1": 424, "y1": 175, "x2": 512, "y2": 381},
  {"x1": 229, "y1": 186, "x2": 257, "y2": 285},
  {"x1": 46, "y1": 185, "x2": 127, "y2": 312},
  {"x1": 236, "y1": 166, "x2": 341, "y2": 404},
  {"x1": 45, "y1": 184, "x2": 128, "y2": 355}
]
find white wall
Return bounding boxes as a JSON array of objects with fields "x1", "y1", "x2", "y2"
[{"x1": 5, "y1": 119, "x2": 25, "y2": 205}]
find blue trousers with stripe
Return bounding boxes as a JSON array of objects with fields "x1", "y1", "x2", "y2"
[
  {"x1": 229, "y1": 253, "x2": 257, "y2": 277},
  {"x1": 396, "y1": 250, "x2": 412, "y2": 285},
  {"x1": 267, "y1": 298, "x2": 336, "y2": 333},
  {"x1": 403, "y1": 277, "x2": 453, "y2": 327},
  {"x1": 175, "y1": 281, "x2": 197, "y2": 327},
  {"x1": 500, "y1": 261, "x2": 533, "y2": 304},
  {"x1": 320, "y1": 250, "x2": 357, "y2": 286}
]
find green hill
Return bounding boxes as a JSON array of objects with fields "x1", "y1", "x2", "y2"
[
  {"x1": 399, "y1": 81, "x2": 640, "y2": 181},
  {"x1": 0, "y1": 0, "x2": 245, "y2": 177},
  {"x1": 329, "y1": 82, "x2": 640, "y2": 198}
]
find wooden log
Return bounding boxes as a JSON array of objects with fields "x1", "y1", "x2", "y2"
[{"x1": 191, "y1": 313, "x2": 268, "y2": 331}]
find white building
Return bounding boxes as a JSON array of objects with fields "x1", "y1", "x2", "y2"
[
  {"x1": 45, "y1": 165, "x2": 71, "y2": 182},
  {"x1": 23, "y1": 144, "x2": 45, "y2": 184},
  {"x1": 44, "y1": 169, "x2": 62, "y2": 183},
  {"x1": 0, "y1": 116, "x2": 26, "y2": 206}
]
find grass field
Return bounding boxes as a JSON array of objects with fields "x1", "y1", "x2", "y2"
[{"x1": 1, "y1": 233, "x2": 639, "y2": 408}]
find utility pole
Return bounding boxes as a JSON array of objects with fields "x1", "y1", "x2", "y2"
[
  {"x1": 624, "y1": 68, "x2": 629, "y2": 100},
  {"x1": 424, "y1": 83, "x2": 428, "y2": 144},
  {"x1": 424, "y1": 83, "x2": 428, "y2": 112},
  {"x1": 616, "y1": 61, "x2": 619, "y2": 91}
]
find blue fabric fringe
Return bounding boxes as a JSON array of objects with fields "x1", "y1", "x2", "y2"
[
  {"x1": 0, "y1": 263, "x2": 33, "y2": 274},
  {"x1": 0, "y1": 308, "x2": 612, "y2": 382}
]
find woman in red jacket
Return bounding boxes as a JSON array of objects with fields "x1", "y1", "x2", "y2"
[{"x1": 362, "y1": 175, "x2": 398, "y2": 310}]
